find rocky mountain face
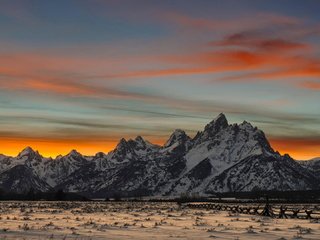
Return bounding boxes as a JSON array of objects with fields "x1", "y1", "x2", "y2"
[
  {"x1": 298, "y1": 158, "x2": 320, "y2": 176},
  {"x1": 0, "y1": 113, "x2": 319, "y2": 197}
]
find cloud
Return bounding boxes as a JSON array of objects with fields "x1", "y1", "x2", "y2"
[
  {"x1": 91, "y1": 27, "x2": 319, "y2": 83},
  {"x1": 212, "y1": 31, "x2": 309, "y2": 52},
  {"x1": 0, "y1": 75, "x2": 162, "y2": 101},
  {"x1": 98, "y1": 44, "x2": 320, "y2": 82},
  {"x1": 162, "y1": 11, "x2": 302, "y2": 32},
  {"x1": 1, "y1": 9, "x2": 319, "y2": 91},
  {"x1": 300, "y1": 80, "x2": 320, "y2": 90}
]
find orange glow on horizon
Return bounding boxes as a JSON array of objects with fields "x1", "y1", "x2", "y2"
[
  {"x1": 0, "y1": 138, "x2": 166, "y2": 158},
  {"x1": 0, "y1": 138, "x2": 117, "y2": 158},
  {"x1": 269, "y1": 138, "x2": 320, "y2": 160},
  {"x1": 0, "y1": 137, "x2": 319, "y2": 160}
]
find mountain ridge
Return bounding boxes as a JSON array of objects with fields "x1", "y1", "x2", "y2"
[{"x1": 0, "y1": 113, "x2": 319, "y2": 197}]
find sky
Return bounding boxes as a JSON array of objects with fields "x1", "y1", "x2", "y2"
[{"x1": 0, "y1": 0, "x2": 319, "y2": 160}]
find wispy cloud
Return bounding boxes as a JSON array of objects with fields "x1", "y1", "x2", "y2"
[
  {"x1": 211, "y1": 31, "x2": 309, "y2": 52},
  {"x1": 0, "y1": 2, "x2": 319, "y2": 159},
  {"x1": 299, "y1": 80, "x2": 320, "y2": 91},
  {"x1": 161, "y1": 11, "x2": 302, "y2": 32}
]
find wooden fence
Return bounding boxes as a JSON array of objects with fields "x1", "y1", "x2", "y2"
[{"x1": 185, "y1": 202, "x2": 320, "y2": 219}]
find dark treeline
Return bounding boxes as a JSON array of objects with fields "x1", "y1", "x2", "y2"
[
  {"x1": 210, "y1": 190, "x2": 320, "y2": 203},
  {"x1": 106, "y1": 190, "x2": 320, "y2": 204},
  {"x1": 1, "y1": 188, "x2": 320, "y2": 203},
  {"x1": 0, "y1": 188, "x2": 89, "y2": 201},
  {"x1": 174, "y1": 190, "x2": 320, "y2": 204}
]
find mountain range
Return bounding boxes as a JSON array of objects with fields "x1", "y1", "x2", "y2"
[{"x1": 0, "y1": 113, "x2": 319, "y2": 197}]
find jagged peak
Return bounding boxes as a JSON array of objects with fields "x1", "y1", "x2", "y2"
[
  {"x1": 133, "y1": 135, "x2": 151, "y2": 149},
  {"x1": 203, "y1": 113, "x2": 229, "y2": 135},
  {"x1": 172, "y1": 129, "x2": 187, "y2": 136},
  {"x1": 115, "y1": 136, "x2": 155, "y2": 154},
  {"x1": 239, "y1": 120, "x2": 254, "y2": 128},
  {"x1": 135, "y1": 135, "x2": 145, "y2": 142},
  {"x1": 133, "y1": 136, "x2": 147, "y2": 147},
  {"x1": 67, "y1": 149, "x2": 82, "y2": 157},
  {"x1": 116, "y1": 138, "x2": 127, "y2": 147},
  {"x1": 115, "y1": 138, "x2": 131, "y2": 152},
  {"x1": 164, "y1": 129, "x2": 190, "y2": 148},
  {"x1": 207, "y1": 113, "x2": 228, "y2": 126},
  {"x1": 21, "y1": 146, "x2": 35, "y2": 153},
  {"x1": 95, "y1": 152, "x2": 107, "y2": 158},
  {"x1": 214, "y1": 112, "x2": 228, "y2": 122},
  {"x1": 17, "y1": 146, "x2": 37, "y2": 158},
  {"x1": 55, "y1": 154, "x2": 63, "y2": 160}
]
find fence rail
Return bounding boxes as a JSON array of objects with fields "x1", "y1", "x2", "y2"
[{"x1": 185, "y1": 202, "x2": 320, "y2": 220}]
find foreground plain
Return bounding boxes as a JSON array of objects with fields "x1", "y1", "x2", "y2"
[{"x1": 0, "y1": 201, "x2": 319, "y2": 239}]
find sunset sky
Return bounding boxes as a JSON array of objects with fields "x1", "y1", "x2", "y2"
[{"x1": 0, "y1": 0, "x2": 319, "y2": 160}]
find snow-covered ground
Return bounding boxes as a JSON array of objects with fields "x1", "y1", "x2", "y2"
[{"x1": 0, "y1": 201, "x2": 319, "y2": 239}]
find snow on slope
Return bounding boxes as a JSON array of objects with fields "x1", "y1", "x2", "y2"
[
  {"x1": 298, "y1": 157, "x2": 320, "y2": 175},
  {"x1": 206, "y1": 154, "x2": 318, "y2": 193},
  {"x1": 0, "y1": 113, "x2": 318, "y2": 196}
]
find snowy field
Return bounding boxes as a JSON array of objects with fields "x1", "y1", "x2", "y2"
[{"x1": 0, "y1": 201, "x2": 319, "y2": 239}]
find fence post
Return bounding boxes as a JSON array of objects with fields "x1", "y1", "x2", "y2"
[
  {"x1": 261, "y1": 196, "x2": 273, "y2": 217},
  {"x1": 279, "y1": 205, "x2": 287, "y2": 219},
  {"x1": 305, "y1": 210, "x2": 313, "y2": 219}
]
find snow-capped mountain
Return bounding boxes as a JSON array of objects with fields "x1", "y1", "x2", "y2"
[
  {"x1": 0, "y1": 147, "x2": 52, "y2": 192},
  {"x1": 298, "y1": 157, "x2": 320, "y2": 175},
  {"x1": 0, "y1": 113, "x2": 319, "y2": 196}
]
